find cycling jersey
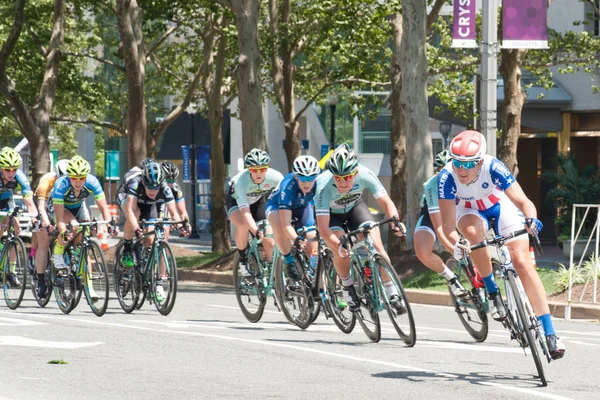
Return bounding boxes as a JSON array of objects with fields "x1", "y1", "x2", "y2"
[
  {"x1": 314, "y1": 165, "x2": 387, "y2": 216},
  {"x1": 36, "y1": 172, "x2": 58, "y2": 201},
  {"x1": 420, "y1": 174, "x2": 440, "y2": 215},
  {"x1": 126, "y1": 176, "x2": 174, "y2": 206},
  {"x1": 170, "y1": 182, "x2": 185, "y2": 203},
  {"x1": 229, "y1": 168, "x2": 283, "y2": 209},
  {"x1": 266, "y1": 173, "x2": 315, "y2": 211},
  {"x1": 52, "y1": 174, "x2": 105, "y2": 209},
  {"x1": 0, "y1": 169, "x2": 33, "y2": 201}
]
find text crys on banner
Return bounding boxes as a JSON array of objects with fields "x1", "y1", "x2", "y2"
[
  {"x1": 502, "y1": 0, "x2": 549, "y2": 49},
  {"x1": 452, "y1": 0, "x2": 477, "y2": 48}
]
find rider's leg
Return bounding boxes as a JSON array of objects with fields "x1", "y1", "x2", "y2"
[
  {"x1": 52, "y1": 209, "x2": 77, "y2": 269},
  {"x1": 230, "y1": 208, "x2": 249, "y2": 260}
]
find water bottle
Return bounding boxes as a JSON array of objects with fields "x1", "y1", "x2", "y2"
[{"x1": 363, "y1": 261, "x2": 373, "y2": 284}]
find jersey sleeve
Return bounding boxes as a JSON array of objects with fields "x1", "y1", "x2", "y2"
[
  {"x1": 437, "y1": 168, "x2": 456, "y2": 201},
  {"x1": 276, "y1": 176, "x2": 296, "y2": 210},
  {"x1": 232, "y1": 172, "x2": 251, "y2": 208},
  {"x1": 314, "y1": 173, "x2": 332, "y2": 216},
  {"x1": 15, "y1": 170, "x2": 33, "y2": 198},
  {"x1": 126, "y1": 178, "x2": 141, "y2": 198},
  {"x1": 161, "y1": 183, "x2": 175, "y2": 204},
  {"x1": 172, "y1": 183, "x2": 185, "y2": 203},
  {"x1": 489, "y1": 158, "x2": 516, "y2": 190},
  {"x1": 52, "y1": 176, "x2": 69, "y2": 204},
  {"x1": 424, "y1": 177, "x2": 440, "y2": 214},
  {"x1": 86, "y1": 175, "x2": 106, "y2": 201},
  {"x1": 361, "y1": 166, "x2": 387, "y2": 199},
  {"x1": 36, "y1": 173, "x2": 56, "y2": 201}
]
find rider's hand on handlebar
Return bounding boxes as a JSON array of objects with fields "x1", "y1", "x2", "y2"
[
  {"x1": 294, "y1": 236, "x2": 307, "y2": 250},
  {"x1": 337, "y1": 236, "x2": 350, "y2": 259},
  {"x1": 525, "y1": 217, "x2": 543, "y2": 236},
  {"x1": 135, "y1": 228, "x2": 144, "y2": 238},
  {"x1": 453, "y1": 239, "x2": 470, "y2": 260}
]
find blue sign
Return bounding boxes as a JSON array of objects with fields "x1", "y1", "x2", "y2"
[
  {"x1": 181, "y1": 145, "x2": 191, "y2": 183},
  {"x1": 196, "y1": 146, "x2": 211, "y2": 180},
  {"x1": 105, "y1": 150, "x2": 120, "y2": 180},
  {"x1": 321, "y1": 144, "x2": 330, "y2": 159}
]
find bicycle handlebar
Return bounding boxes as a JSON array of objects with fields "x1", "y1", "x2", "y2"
[
  {"x1": 66, "y1": 218, "x2": 116, "y2": 231},
  {"x1": 341, "y1": 216, "x2": 406, "y2": 244},
  {"x1": 469, "y1": 228, "x2": 532, "y2": 251},
  {"x1": 140, "y1": 218, "x2": 188, "y2": 227}
]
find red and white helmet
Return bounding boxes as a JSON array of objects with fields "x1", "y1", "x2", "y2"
[{"x1": 450, "y1": 130, "x2": 487, "y2": 161}]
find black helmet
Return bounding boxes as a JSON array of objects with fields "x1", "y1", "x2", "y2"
[
  {"x1": 161, "y1": 161, "x2": 180, "y2": 180},
  {"x1": 142, "y1": 160, "x2": 164, "y2": 188}
]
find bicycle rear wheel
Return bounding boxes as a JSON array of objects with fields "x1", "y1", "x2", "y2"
[
  {"x1": 449, "y1": 258, "x2": 488, "y2": 342},
  {"x1": 113, "y1": 242, "x2": 140, "y2": 313},
  {"x1": 30, "y1": 251, "x2": 52, "y2": 307},
  {"x1": 151, "y1": 241, "x2": 178, "y2": 316},
  {"x1": 374, "y1": 255, "x2": 416, "y2": 347},
  {"x1": 3, "y1": 238, "x2": 27, "y2": 309},
  {"x1": 352, "y1": 258, "x2": 381, "y2": 343},
  {"x1": 83, "y1": 240, "x2": 110, "y2": 317},
  {"x1": 322, "y1": 251, "x2": 355, "y2": 334},
  {"x1": 275, "y1": 257, "x2": 314, "y2": 330},
  {"x1": 507, "y1": 272, "x2": 547, "y2": 387},
  {"x1": 233, "y1": 252, "x2": 266, "y2": 322}
]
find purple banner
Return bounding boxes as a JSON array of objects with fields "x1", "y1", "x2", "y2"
[
  {"x1": 502, "y1": 0, "x2": 548, "y2": 49},
  {"x1": 452, "y1": 0, "x2": 477, "y2": 48}
]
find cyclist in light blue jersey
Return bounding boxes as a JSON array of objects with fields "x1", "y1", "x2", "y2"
[
  {"x1": 314, "y1": 143, "x2": 405, "y2": 312},
  {"x1": 266, "y1": 155, "x2": 320, "y2": 280},
  {"x1": 226, "y1": 149, "x2": 283, "y2": 276},
  {"x1": 414, "y1": 150, "x2": 467, "y2": 297}
]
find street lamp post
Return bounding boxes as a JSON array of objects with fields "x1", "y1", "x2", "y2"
[
  {"x1": 439, "y1": 121, "x2": 452, "y2": 150},
  {"x1": 327, "y1": 94, "x2": 338, "y2": 150},
  {"x1": 187, "y1": 104, "x2": 199, "y2": 239}
]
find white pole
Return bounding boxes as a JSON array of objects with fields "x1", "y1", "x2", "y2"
[{"x1": 481, "y1": 0, "x2": 498, "y2": 157}]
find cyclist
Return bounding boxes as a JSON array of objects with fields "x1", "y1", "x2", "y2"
[
  {"x1": 118, "y1": 159, "x2": 189, "y2": 301},
  {"x1": 31, "y1": 159, "x2": 70, "y2": 299},
  {"x1": 314, "y1": 143, "x2": 405, "y2": 312},
  {"x1": 414, "y1": 150, "x2": 468, "y2": 297},
  {"x1": 0, "y1": 147, "x2": 36, "y2": 287},
  {"x1": 227, "y1": 149, "x2": 283, "y2": 276},
  {"x1": 52, "y1": 156, "x2": 119, "y2": 300},
  {"x1": 438, "y1": 130, "x2": 565, "y2": 360},
  {"x1": 160, "y1": 161, "x2": 189, "y2": 226},
  {"x1": 266, "y1": 155, "x2": 320, "y2": 280}
]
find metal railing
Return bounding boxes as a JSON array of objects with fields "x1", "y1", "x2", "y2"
[{"x1": 566, "y1": 204, "x2": 600, "y2": 319}]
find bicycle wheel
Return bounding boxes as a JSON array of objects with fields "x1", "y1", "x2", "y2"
[
  {"x1": 30, "y1": 250, "x2": 52, "y2": 308},
  {"x1": 82, "y1": 240, "x2": 110, "y2": 317},
  {"x1": 352, "y1": 258, "x2": 381, "y2": 343},
  {"x1": 374, "y1": 254, "x2": 416, "y2": 347},
  {"x1": 113, "y1": 242, "x2": 140, "y2": 313},
  {"x1": 507, "y1": 271, "x2": 547, "y2": 387},
  {"x1": 448, "y1": 259, "x2": 488, "y2": 342},
  {"x1": 3, "y1": 238, "x2": 28, "y2": 309},
  {"x1": 275, "y1": 256, "x2": 314, "y2": 330},
  {"x1": 233, "y1": 252, "x2": 266, "y2": 323},
  {"x1": 66, "y1": 250, "x2": 84, "y2": 311},
  {"x1": 322, "y1": 251, "x2": 355, "y2": 334},
  {"x1": 150, "y1": 241, "x2": 178, "y2": 316},
  {"x1": 52, "y1": 257, "x2": 78, "y2": 315}
]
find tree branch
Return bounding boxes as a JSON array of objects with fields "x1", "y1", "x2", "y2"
[
  {"x1": 25, "y1": 19, "x2": 48, "y2": 56},
  {"x1": 428, "y1": 59, "x2": 480, "y2": 75},
  {"x1": 211, "y1": 0, "x2": 233, "y2": 9},
  {"x1": 145, "y1": 22, "x2": 182, "y2": 57},
  {"x1": 148, "y1": 53, "x2": 185, "y2": 82},
  {"x1": 63, "y1": 51, "x2": 126, "y2": 72},
  {"x1": 426, "y1": 0, "x2": 447, "y2": 34},
  {"x1": 0, "y1": 0, "x2": 26, "y2": 74},
  {"x1": 50, "y1": 116, "x2": 124, "y2": 133}
]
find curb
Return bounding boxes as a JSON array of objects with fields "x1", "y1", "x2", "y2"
[{"x1": 178, "y1": 271, "x2": 600, "y2": 321}]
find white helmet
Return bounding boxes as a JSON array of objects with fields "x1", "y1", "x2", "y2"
[
  {"x1": 292, "y1": 155, "x2": 320, "y2": 177},
  {"x1": 54, "y1": 159, "x2": 70, "y2": 177}
]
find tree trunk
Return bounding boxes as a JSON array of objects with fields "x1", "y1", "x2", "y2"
[
  {"x1": 231, "y1": 0, "x2": 267, "y2": 153},
  {"x1": 388, "y1": 12, "x2": 408, "y2": 260},
  {"x1": 498, "y1": 48, "x2": 527, "y2": 177},
  {"x1": 117, "y1": 0, "x2": 148, "y2": 168},
  {"x1": 400, "y1": 0, "x2": 432, "y2": 248}
]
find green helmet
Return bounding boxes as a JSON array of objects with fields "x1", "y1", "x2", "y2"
[
  {"x1": 0, "y1": 147, "x2": 22, "y2": 168},
  {"x1": 434, "y1": 150, "x2": 452, "y2": 168},
  {"x1": 66, "y1": 156, "x2": 91, "y2": 177},
  {"x1": 244, "y1": 148, "x2": 270, "y2": 167},
  {"x1": 327, "y1": 143, "x2": 358, "y2": 176}
]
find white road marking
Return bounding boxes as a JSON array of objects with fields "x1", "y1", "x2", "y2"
[
  {"x1": 0, "y1": 317, "x2": 45, "y2": 326},
  {"x1": 0, "y1": 336, "x2": 103, "y2": 349},
  {"x1": 419, "y1": 340, "x2": 525, "y2": 354},
  {"x1": 480, "y1": 382, "x2": 574, "y2": 400}
]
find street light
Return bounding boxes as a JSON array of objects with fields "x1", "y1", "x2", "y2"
[
  {"x1": 439, "y1": 121, "x2": 452, "y2": 150},
  {"x1": 327, "y1": 93, "x2": 338, "y2": 150},
  {"x1": 187, "y1": 104, "x2": 199, "y2": 239}
]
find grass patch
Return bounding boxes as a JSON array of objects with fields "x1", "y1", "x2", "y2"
[
  {"x1": 403, "y1": 267, "x2": 562, "y2": 295},
  {"x1": 47, "y1": 360, "x2": 68, "y2": 365},
  {"x1": 177, "y1": 252, "x2": 229, "y2": 269}
]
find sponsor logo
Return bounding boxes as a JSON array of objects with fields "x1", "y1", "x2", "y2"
[
  {"x1": 335, "y1": 193, "x2": 361, "y2": 206},
  {"x1": 460, "y1": 196, "x2": 475, "y2": 200},
  {"x1": 352, "y1": 184, "x2": 359, "y2": 190},
  {"x1": 264, "y1": 184, "x2": 270, "y2": 188},
  {"x1": 438, "y1": 170, "x2": 449, "y2": 198},
  {"x1": 482, "y1": 182, "x2": 489, "y2": 189}
]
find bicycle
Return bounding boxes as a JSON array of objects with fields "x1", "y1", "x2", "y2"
[
  {"x1": 233, "y1": 220, "x2": 284, "y2": 323},
  {"x1": 0, "y1": 208, "x2": 32, "y2": 309},
  {"x1": 113, "y1": 218, "x2": 183, "y2": 316},
  {"x1": 340, "y1": 217, "x2": 416, "y2": 345},
  {"x1": 29, "y1": 223, "x2": 57, "y2": 307},
  {"x1": 460, "y1": 227, "x2": 552, "y2": 386}
]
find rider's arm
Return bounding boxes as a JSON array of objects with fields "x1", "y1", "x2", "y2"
[
  {"x1": 96, "y1": 197, "x2": 113, "y2": 223},
  {"x1": 241, "y1": 206, "x2": 259, "y2": 235},
  {"x1": 375, "y1": 193, "x2": 399, "y2": 220},
  {"x1": 316, "y1": 214, "x2": 340, "y2": 250},
  {"x1": 124, "y1": 194, "x2": 140, "y2": 231},
  {"x1": 176, "y1": 200, "x2": 189, "y2": 221},
  {"x1": 23, "y1": 196, "x2": 37, "y2": 216},
  {"x1": 438, "y1": 199, "x2": 461, "y2": 246},
  {"x1": 37, "y1": 199, "x2": 51, "y2": 226},
  {"x1": 280, "y1": 209, "x2": 297, "y2": 242},
  {"x1": 430, "y1": 212, "x2": 454, "y2": 253},
  {"x1": 53, "y1": 203, "x2": 67, "y2": 233},
  {"x1": 165, "y1": 200, "x2": 182, "y2": 222},
  {"x1": 504, "y1": 182, "x2": 538, "y2": 221}
]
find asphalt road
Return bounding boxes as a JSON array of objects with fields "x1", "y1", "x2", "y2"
[{"x1": 1, "y1": 282, "x2": 599, "y2": 400}]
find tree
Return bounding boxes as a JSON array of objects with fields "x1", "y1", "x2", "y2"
[{"x1": 0, "y1": 0, "x2": 65, "y2": 186}]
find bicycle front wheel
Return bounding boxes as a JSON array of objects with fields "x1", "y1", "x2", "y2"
[
  {"x1": 233, "y1": 252, "x2": 266, "y2": 323},
  {"x1": 275, "y1": 256, "x2": 314, "y2": 330},
  {"x1": 52, "y1": 258, "x2": 78, "y2": 315},
  {"x1": 113, "y1": 242, "x2": 140, "y2": 313},
  {"x1": 449, "y1": 258, "x2": 488, "y2": 342},
  {"x1": 30, "y1": 251, "x2": 52, "y2": 307},
  {"x1": 352, "y1": 258, "x2": 381, "y2": 343},
  {"x1": 82, "y1": 240, "x2": 110, "y2": 317},
  {"x1": 507, "y1": 272, "x2": 547, "y2": 386},
  {"x1": 3, "y1": 238, "x2": 27, "y2": 309},
  {"x1": 151, "y1": 241, "x2": 178, "y2": 316},
  {"x1": 322, "y1": 250, "x2": 355, "y2": 334},
  {"x1": 374, "y1": 255, "x2": 416, "y2": 347}
]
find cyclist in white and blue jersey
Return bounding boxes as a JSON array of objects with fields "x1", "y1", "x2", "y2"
[
  {"x1": 315, "y1": 143, "x2": 405, "y2": 312},
  {"x1": 438, "y1": 130, "x2": 565, "y2": 360},
  {"x1": 227, "y1": 149, "x2": 283, "y2": 276},
  {"x1": 266, "y1": 155, "x2": 320, "y2": 280},
  {"x1": 414, "y1": 150, "x2": 468, "y2": 298}
]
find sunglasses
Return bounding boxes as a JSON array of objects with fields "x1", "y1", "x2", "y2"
[
  {"x1": 333, "y1": 171, "x2": 357, "y2": 182},
  {"x1": 69, "y1": 176, "x2": 86, "y2": 182},
  {"x1": 166, "y1": 179, "x2": 175, "y2": 184},
  {"x1": 452, "y1": 159, "x2": 479, "y2": 170},
  {"x1": 248, "y1": 166, "x2": 268, "y2": 173},
  {"x1": 146, "y1": 184, "x2": 160, "y2": 190},
  {"x1": 2, "y1": 168, "x2": 17, "y2": 172},
  {"x1": 296, "y1": 174, "x2": 318, "y2": 183}
]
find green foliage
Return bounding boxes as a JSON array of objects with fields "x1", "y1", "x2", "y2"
[
  {"x1": 177, "y1": 252, "x2": 229, "y2": 269},
  {"x1": 555, "y1": 263, "x2": 586, "y2": 292}
]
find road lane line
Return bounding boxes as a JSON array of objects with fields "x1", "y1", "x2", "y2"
[
  {"x1": 0, "y1": 317, "x2": 45, "y2": 326},
  {"x1": 480, "y1": 382, "x2": 573, "y2": 400},
  {"x1": 0, "y1": 336, "x2": 103, "y2": 349}
]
